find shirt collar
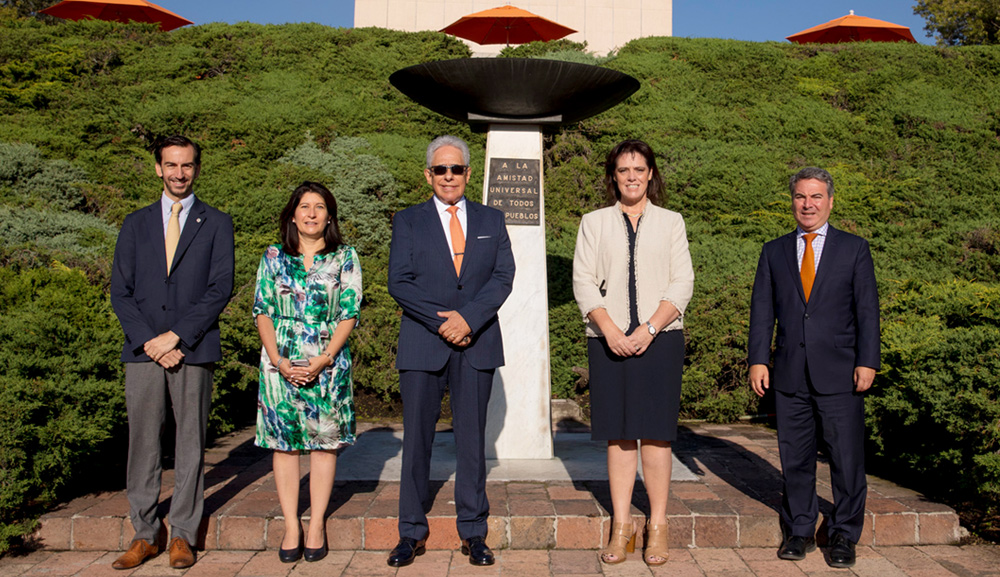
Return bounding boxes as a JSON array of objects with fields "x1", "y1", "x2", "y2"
[
  {"x1": 797, "y1": 222, "x2": 829, "y2": 238},
  {"x1": 433, "y1": 194, "x2": 466, "y2": 214},
  {"x1": 161, "y1": 192, "x2": 195, "y2": 214}
]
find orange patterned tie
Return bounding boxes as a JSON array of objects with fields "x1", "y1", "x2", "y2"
[
  {"x1": 801, "y1": 233, "x2": 817, "y2": 302},
  {"x1": 165, "y1": 202, "x2": 181, "y2": 275},
  {"x1": 447, "y1": 205, "x2": 465, "y2": 276}
]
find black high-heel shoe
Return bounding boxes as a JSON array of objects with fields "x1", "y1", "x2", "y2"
[
  {"x1": 303, "y1": 532, "x2": 327, "y2": 563},
  {"x1": 278, "y1": 526, "x2": 303, "y2": 563}
]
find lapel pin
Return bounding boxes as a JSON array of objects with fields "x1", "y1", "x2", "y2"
[{"x1": 196, "y1": 218, "x2": 202, "y2": 223}]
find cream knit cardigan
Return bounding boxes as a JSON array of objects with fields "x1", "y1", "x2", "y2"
[{"x1": 572, "y1": 202, "x2": 694, "y2": 338}]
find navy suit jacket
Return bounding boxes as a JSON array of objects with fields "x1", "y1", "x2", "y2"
[
  {"x1": 111, "y1": 197, "x2": 235, "y2": 364},
  {"x1": 748, "y1": 225, "x2": 880, "y2": 394},
  {"x1": 388, "y1": 198, "x2": 515, "y2": 372}
]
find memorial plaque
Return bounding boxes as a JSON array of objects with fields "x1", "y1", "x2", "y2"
[{"x1": 487, "y1": 157, "x2": 540, "y2": 226}]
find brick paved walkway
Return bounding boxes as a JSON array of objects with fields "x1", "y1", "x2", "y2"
[
  {"x1": 3, "y1": 545, "x2": 999, "y2": 576},
  {"x1": 7, "y1": 422, "x2": 994, "y2": 576}
]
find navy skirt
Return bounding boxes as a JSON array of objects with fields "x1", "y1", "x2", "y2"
[{"x1": 588, "y1": 329, "x2": 684, "y2": 441}]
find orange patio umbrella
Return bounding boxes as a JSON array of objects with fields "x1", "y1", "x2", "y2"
[
  {"x1": 441, "y1": 4, "x2": 577, "y2": 46},
  {"x1": 787, "y1": 10, "x2": 916, "y2": 44},
  {"x1": 40, "y1": 0, "x2": 193, "y2": 32}
]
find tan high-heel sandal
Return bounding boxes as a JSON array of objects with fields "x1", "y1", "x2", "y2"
[
  {"x1": 644, "y1": 523, "x2": 669, "y2": 566},
  {"x1": 600, "y1": 520, "x2": 637, "y2": 564}
]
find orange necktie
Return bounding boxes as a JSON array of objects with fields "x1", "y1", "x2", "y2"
[
  {"x1": 165, "y1": 202, "x2": 181, "y2": 275},
  {"x1": 801, "y1": 233, "x2": 817, "y2": 302},
  {"x1": 447, "y1": 205, "x2": 465, "y2": 276}
]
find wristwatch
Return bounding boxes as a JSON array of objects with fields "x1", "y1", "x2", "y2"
[{"x1": 646, "y1": 321, "x2": 657, "y2": 335}]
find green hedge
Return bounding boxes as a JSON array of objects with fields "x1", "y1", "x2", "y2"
[{"x1": 0, "y1": 14, "x2": 998, "y2": 548}]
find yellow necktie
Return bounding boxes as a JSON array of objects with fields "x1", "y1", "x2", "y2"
[
  {"x1": 165, "y1": 202, "x2": 181, "y2": 274},
  {"x1": 447, "y1": 205, "x2": 465, "y2": 276},
  {"x1": 801, "y1": 233, "x2": 817, "y2": 302}
]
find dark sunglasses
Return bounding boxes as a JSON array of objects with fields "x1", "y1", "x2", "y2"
[{"x1": 429, "y1": 164, "x2": 468, "y2": 176}]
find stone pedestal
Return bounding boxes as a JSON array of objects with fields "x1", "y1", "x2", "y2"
[{"x1": 483, "y1": 124, "x2": 553, "y2": 459}]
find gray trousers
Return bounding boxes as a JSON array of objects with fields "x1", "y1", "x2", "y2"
[{"x1": 124, "y1": 361, "x2": 213, "y2": 544}]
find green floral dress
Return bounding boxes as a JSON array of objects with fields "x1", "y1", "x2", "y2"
[{"x1": 253, "y1": 244, "x2": 361, "y2": 451}]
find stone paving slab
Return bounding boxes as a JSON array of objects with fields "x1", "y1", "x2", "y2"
[
  {"x1": 30, "y1": 423, "x2": 963, "y2": 553},
  {"x1": 2, "y1": 546, "x2": 999, "y2": 576},
  {"x1": 334, "y1": 431, "x2": 698, "y2": 482}
]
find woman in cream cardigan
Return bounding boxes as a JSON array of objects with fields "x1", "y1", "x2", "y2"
[{"x1": 573, "y1": 140, "x2": 694, "y2": 566}]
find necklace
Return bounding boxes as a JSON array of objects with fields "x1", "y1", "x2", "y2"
[{"x1": 621, "y1": 199, "x2": 646, "y2": 217}]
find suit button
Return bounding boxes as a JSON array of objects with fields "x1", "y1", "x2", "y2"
[
  {"x1": 162, "y1": 306, "x2": 166, "y2": 311},
  {"x1": 804, "y1": 314, "x2": 810, "y2": 319},
  {"x1": 457, "y1": 285, "x2": 464, "y2": 290},
  {"x1": 800, "y1": 343, "x2": 805, "y2": 348}
]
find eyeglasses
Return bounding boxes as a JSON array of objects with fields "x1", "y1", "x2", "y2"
[{"x1": 429, "y1": 164, "x2": 468, "y2": 176}]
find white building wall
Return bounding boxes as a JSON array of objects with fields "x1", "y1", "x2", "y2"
[{"x1": 354, "y1": 0, "x2": 672, "y2": 56}]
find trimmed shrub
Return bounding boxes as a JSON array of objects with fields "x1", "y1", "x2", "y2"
[
  {"x1": 0, "y1": 265, "x2": 125, "y2": 552},
  {"x1": 868, "y1": 280, "x2": 1000, "y2": 505}
]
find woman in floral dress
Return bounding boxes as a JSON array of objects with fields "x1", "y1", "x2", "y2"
[{"x1": 253, "y1": 182, "x2": 361, "y2": 563}]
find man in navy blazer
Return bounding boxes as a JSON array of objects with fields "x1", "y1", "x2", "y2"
[
  {"x1": 386, "y1": 135, "x2": 515, "y2": 567},
  {"x1": 749, "y1": 167, "x2": 879, "y2": 569},
  {"x1": 110, "y1": 136, "x2": 234, "y2": 570}
]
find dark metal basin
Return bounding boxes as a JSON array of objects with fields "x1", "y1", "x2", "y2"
[{"x1": 389, "y1": 58, "x2": 640, "y2": 125}]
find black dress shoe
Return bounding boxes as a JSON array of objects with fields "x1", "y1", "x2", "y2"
[
  {"x1": 828, "y1": 533, "x2": 856, "y2": 568},
  {"x1": 777, "y1": 535, "x2": 816, "y2": 560},
  {"x1": 461, "y1": 536, "x2": 495, "y2": 566},
  {"x1": 387, "y1": 537, "x2": 426, "y2": 567}
]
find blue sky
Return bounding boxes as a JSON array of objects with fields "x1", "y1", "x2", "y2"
[{"x1": 157, "y1": 1, "x2": 934, "y2": 45}]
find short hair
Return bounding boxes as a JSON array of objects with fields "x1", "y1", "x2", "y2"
[
  {"x1": 279, "y1": 182, "x2": 343, "y2": 257},
  {"x1": 154, "y1": 135, "x2": 201, "y2": 166},
  {"x1": 789, "y1": 167, "x2": 834, "y2": 197},
  {"x1": 426, "y1": 135, "x2": 470, "y2": 168},
  {"x1": 604, "y1": 139, "x2": 665, "y2": 206}
]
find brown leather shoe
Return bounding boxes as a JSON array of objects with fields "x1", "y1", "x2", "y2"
[
  {"x1": 168, "y1": 537, "x2": 196, "y2": 569},
  {"x1": 112, "y1": 539, "x2": 158, "y2": 570}
]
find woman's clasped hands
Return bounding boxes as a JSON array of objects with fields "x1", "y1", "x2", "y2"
[
  {"x1": 605, "y1": 326, "x2": 654, "y2": 358},
  {"x1": 278, "y1": 355, "x2": 333, "y2": 387}
]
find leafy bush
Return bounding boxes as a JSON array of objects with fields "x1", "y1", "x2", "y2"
[
  {"x1": 0, "y1": 141, "x2": 89, "y2": 209},
  {"x1": 21, "y1": 159, "x2": 88, "y2": 209},
  {"x1": 532, "y1": 49, "x2": 613, "y2": 65},
  {"x1": 0, "y1": 141, "x2": 42, "y2": 181},
  {"x1": 0, "y1": 206, "x2": 115, "y2": 255},
  {"x1": 500, "y1": 38, "x2": 589, "y2": 58}
]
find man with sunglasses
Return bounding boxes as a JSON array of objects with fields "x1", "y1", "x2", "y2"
[{"x1": 387, "y1": 135, "x2": 515, "y2": 567}]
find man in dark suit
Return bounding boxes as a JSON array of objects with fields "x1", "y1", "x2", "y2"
[
  {"x1": 386, "y1": 135, "x2": 515, "y2": 567},
  {"x1": 110, "y1": 136, "x2": 234, "y2": 570},
  {"x1": 748, "y1": 167, "x2": 880, "y2": 569}
]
